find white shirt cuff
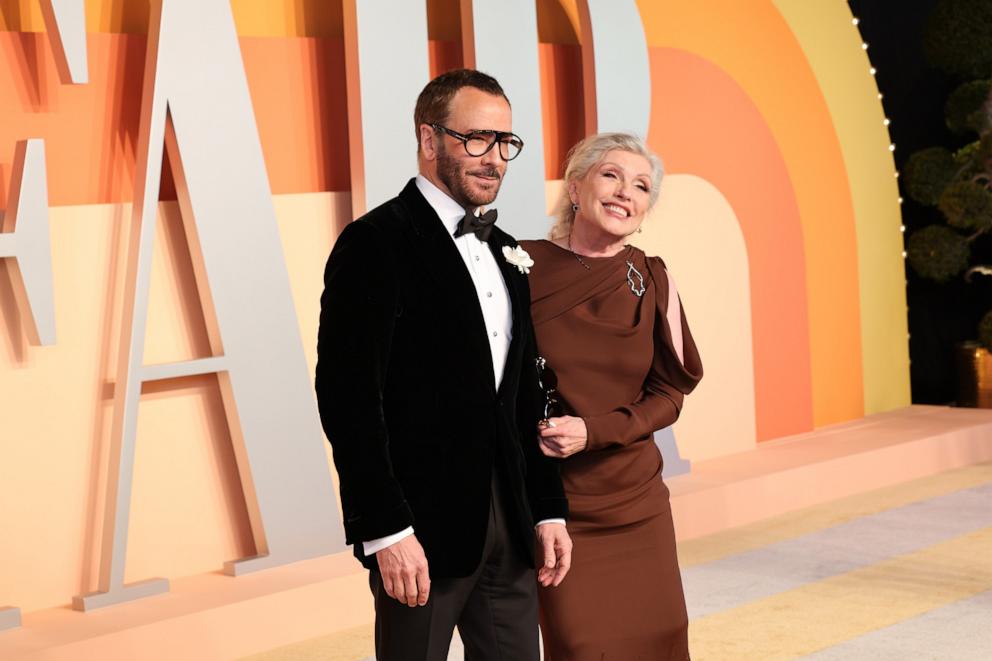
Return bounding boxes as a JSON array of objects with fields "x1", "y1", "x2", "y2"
[
  {"x1": 363, "y1": 526, "x2": 414, "y2": 555},
  {"x1": 536, "y1": 518, "x2": 566, "y2": 528}
]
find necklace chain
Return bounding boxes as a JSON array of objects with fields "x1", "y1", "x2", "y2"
[
  {"x1": 567, "y1": 234, "x2": 592, "y2": 270},
  {"x1": 565, "y1": 234, "x2": 645, "y2": 297}
]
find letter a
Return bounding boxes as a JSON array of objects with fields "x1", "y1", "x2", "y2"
[{"x1": 74, "y1": 0, "x2": 344, "y2": 611}]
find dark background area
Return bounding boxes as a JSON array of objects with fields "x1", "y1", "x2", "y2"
[{"x1": 848, "y1": 0, "x2": 992, "y2": 404}]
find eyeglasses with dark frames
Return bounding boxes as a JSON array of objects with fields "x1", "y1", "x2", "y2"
[
  {"x1": 430, "y1": 123, "x2": 524, "y2": 161},
  {"x1": 535, "y1": 356, "x2": 563, "y2": 422}
]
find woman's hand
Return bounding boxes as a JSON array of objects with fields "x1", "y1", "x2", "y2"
[{"x1": 538, "y1": 416, "x2": 588, "y2": 458}]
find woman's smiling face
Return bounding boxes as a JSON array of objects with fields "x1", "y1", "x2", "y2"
[{"x1": 569, "y1": 149, "x2": 653, "y2": 241}]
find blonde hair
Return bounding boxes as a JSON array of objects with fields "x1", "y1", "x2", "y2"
[{"x1": 549, "y1": 132, "x2": 664, "y2": 240}]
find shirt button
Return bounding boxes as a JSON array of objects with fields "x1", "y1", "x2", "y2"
[
  {"x1": 486, "y1": 291, "x2": 493, "y2": 298},
  {"x1": 475, "y1": 255, "x2": 481, "y2": 261},
  {"x1": 492, "y1": 331, "x2": 498, "y2": 337}
]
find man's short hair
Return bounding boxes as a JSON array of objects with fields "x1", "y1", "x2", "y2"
[{"x1": 413, "y1": 69, "x2": 510, "y2": 149}]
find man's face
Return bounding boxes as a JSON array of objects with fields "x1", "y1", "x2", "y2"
[{"x1": 432, "y1": 87, "x2": 513, "y2": 209}]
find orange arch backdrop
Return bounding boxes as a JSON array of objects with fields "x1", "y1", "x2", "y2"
[
  {"x1": 648, "y1": 47, "x2": 814, "y2": 442},
  {"x1": 0, "y1": 0, "x2": 909, "y2": 613}
]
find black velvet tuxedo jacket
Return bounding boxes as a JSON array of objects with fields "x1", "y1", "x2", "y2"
[{"x1": 315, "y1": 178, "x2": 568, "y2": 578}]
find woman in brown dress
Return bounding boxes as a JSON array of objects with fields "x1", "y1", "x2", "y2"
[{"x1": 520, "y1": 132, "x2": 703, "y2": 660}]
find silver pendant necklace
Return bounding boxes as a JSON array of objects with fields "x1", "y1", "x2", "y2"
[{"x1": 567, "y1": 235, "x2": 645, "y2": 297}]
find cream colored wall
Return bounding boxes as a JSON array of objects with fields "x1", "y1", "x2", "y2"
[{"x1": 634, "y1": 175, "x2": 757, "y2": 461}]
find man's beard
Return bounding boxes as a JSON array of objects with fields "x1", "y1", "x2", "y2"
[{"x1": 436, "y1": 142, "x2": 502, "y2": 208}]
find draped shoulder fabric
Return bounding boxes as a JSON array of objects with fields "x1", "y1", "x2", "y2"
[
  {"x1": 528, "y1": 240, "x2": 703, "y2": 399},
  {"x1": 521, "y1": 239, "x2": 702, "y2": 661}
]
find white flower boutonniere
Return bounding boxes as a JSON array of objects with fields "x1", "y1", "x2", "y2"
[{"x1": 502, "y1": 245, "x2": 534, "y2": 274}]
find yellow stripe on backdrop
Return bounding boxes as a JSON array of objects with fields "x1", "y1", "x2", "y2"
[
  {"x1": 773, "y1": 0, "x2": 910, "y2": 415},
  {"x1": 689, "y1": 527, "x2": 992, "y2": 660}
]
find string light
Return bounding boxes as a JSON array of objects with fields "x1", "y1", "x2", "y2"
[
  {"x1": 900, "y1": 225, "x2": 906, "y2": 232},
  {"x1": 854, "y1": 15, "x2": 902, "y2": 217}
]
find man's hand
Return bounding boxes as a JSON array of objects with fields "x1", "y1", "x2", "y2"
[
  {"x1": 535, "y1": 522, "x2": 572, "y2": 587},
  {"x1": 538, "y1": 416, "x2": 588, "y2": 458},
  {"x1": 375, "y1": 535, "x2": 431, "y2": 607}
]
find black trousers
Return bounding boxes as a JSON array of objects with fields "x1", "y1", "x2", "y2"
[{"x1": 369, "y1": 477, "x2": 540, "y2": 661}]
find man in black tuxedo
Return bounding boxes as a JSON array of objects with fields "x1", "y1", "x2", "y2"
[{"x1": 315, "y1": 69, "x2": 571, "y2": 660}]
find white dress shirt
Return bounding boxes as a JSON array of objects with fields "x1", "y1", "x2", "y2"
[
  {"x1": 363, "y1": 176, "x2": 562, "y2": 556},
  {"x1": 416, "y1": 175, "x2": 514, "y2": 385}
]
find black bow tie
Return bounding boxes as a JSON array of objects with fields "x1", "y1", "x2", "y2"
[{"x1": 454, "y1": 208, "x2": 498, "y2": 242}]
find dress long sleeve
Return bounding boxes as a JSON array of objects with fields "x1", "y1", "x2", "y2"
[{"x1": 583, "y1": 257, "x2": 703, "y2": 451}]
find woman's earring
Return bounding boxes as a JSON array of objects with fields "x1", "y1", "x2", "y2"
[{"x1": 571, "y1": 203, "x2": 579, "y2": 212}]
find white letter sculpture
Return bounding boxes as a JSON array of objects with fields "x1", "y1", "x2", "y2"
[{"x1": 73, "y1": 0, "x2": 344, "y2": 611}]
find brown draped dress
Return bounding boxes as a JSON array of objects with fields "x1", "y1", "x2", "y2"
[{"x1": 520, "y1": 240, "x2": 703, "y2": 661}]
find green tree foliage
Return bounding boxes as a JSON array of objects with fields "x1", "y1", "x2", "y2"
[
  {"x1": 905, "y1": 0, "x2": 992, "y2": 350},
  {"x1": 906, "y1": 225, "x2": 971, "y2": 283},
  {"x1": 904, "y1": 147, "x2": 957, "y2": 205},
  {"x1": 924, "y1": 0, "x2": 992, "y2": 79},
  {"x1": 945, "y1": 79, "x2": 991, "y2": 134},
  {"x1": 937, "y1": 181, "x2": 992, "y2": 231}
]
